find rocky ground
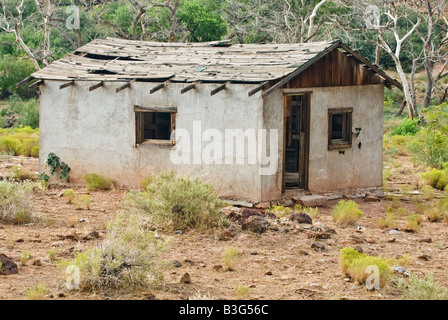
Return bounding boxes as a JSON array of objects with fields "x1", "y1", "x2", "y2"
[{"x1": 0, "y1": 156, "x2": 447, "y2": 300}]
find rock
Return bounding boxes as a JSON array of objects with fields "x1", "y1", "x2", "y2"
[
  {"x1": 254, "y1": 202, "x2": 271, "y2": 209},
  {"x1": 297, "y1": 250, "x2": 309, "y2": 256},
  {"x1": 227, "y1": 200, "x2": 254, "y2": 208},
  {"x1": 0, "y1": 254, "x2": 18, "y2": 275},
  {"x1": 389, "y1": 230, "x2": 401, "y2": 235},
  {"x1": 264, "y1": 271, "x2": 273, "y2": 276},
  {"x1": 419, "y1": 238, "x2": 432, "y2": 243},
  {"x1": 220, "y1": 226, "x2": 237, "y2": 240},
  {"x1": 172, "y1": 260, "x2": 182, "y2": 268},
  {"x1": 306, "y1": 231, "x2": 332, "y2": 240},
  {"x1": 143, "y1": 294, "x2": 157, "y2": 300},
  {"x1": 220, "y1": 206, "x2": 243, "y2": 222},
  {"x1": 213, "y1": 264, "x2": 223, "y2": 271},
  {"x1": 269, "y1": 226, "x2": 279, "y2": 231},
  {"x1": 349, "y1": 235, "x2": 365, "y2": 244},
  {"x1": 311, "y1": 242, "x2": 325, "y2": 251},
  {"x1": 366, "y1": 238, "x2": 375, "y2": 244},
  {"x1": 296, "y1": 195, "x2": 327, "y2": 207},
  {"x1": 388, "y1": 237, "x2": 396, "y2": 243},
  {"x1": 16, "y1": 238, "x2": 24, "y2": 243},
  {"x1": 241, "y1": 208, "x2": 265, "y2": 221},
  {"x1": 242, "y1": 216, "x2": 270, "y2": 234},
  {"x1": 57, "y1": 292, "x2": 66, "y2": 298},
  {"x1": 364, "y1": 195, "x2": 381, "y2": 202},
  {"x1": 30, "y1": 258, "x2": 42, "y2": 266},
  {"x1": 174, "y1": 230, "x2": 183, "y2": 235},
  {"x1": 250, "y1": 251, "x2": 258, "y2": 255},
  {"x1": 290, "y1": 213, "x2": 313, "y2": 224},
  {"x1": 312, "y1": 223, "x2": 337, "y2": 234},
  {"x1": 354, "y1": 246, "x2": 364, "y2": 253},
  {"x1": 180, "y1": 273, "x2": 191, "y2": 284},
  {"x1": 418, "y1": 254, "x2": 430, "y2": 261},
  {"x1": 83, "y1": 230, "x2": 100, "y2": 240},
  {"x1": 392, "y1": 266, "x2": 409, "y2": 276}
]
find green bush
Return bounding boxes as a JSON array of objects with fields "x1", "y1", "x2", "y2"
[
  {"x1": 390, "y1": 117, "x2": 420, "y2": 136},
  {"x1": 0, "y1": 55, "x2": 36, "y2": 99},
  {"x1": 332, "y1": 200, "x2": 363, "y2": 227},
  {"x1": 340, "y1": 247, "x2": 394, "y2": 289},
  {"x1": 59, "y1": 213, "x2": 169, "y2": 293},
  {"x1": 421, "y1": 167, "x2": 448, "y2": 191},
  {"x1": 408, "y1": 104, "x2": 448, "y2": 168},
  {"x1": 126, "y1": 170, "x2": 228, "y2": 231},
  {"x1": 0, "y1": 126, "x2": 39, "y2": 157},
  {"x1": 1, "y1": 95, "x2": 40, "y2": 129},
  {"x1": 83, "y1": 173, "x2": 114, "y2": 191},
  {"x1": 0, "y1": 180, "x2": 35, "y2": 224},
  {"x1": 398, "y1": 272, "x2": 448, "y2": 300}
]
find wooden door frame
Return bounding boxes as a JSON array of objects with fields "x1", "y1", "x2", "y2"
[{"x1": 282, "y1": 92, "x2": 311, "y2": 192}]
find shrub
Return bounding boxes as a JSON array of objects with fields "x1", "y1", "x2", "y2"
[
  {"x1": 126, "y1": 170, "x2": 228, "y2": 231},
  {"x1": 223, "y1": 247, "x2": 241, "y2": 271},
  {"x1": 83, "y1": 173, "x2": 114, "y2": 191},
  {"x1": 26, "y1": 284, "x2": 48, "y2": 300},
  {"x1": 20, "y1": 251, "x2": 31, "y2": 265},
  {"x1": 408, "y1": 104, "x2": 448, "y2": 168},
  {"x1": 390, "y1": 117, "x2": 420, "y2": 136},
  {"x1": 12, "y1": 166, "x2": 37, "y2": 181},
  {"x1": 406, "y1": 214, "x2": 423, "y2": 232},
  {"x1": 294, "y1": 204, "x2": 319, "y2": 218},
  {"x1": 63, "y1": 189, "x2": 76, "y2": 204},
  {"x1": 398, "y1": 272, "x2": 448, "y2": 300},
  {"x1": 332, "y1": 200, "x2": 363, "y2": 226},
  {"x1": 377, "y1": 213, "x2": 398, "y2": 229},
  {"x1": 75, "y1": 195, "x2": 91, "y2": 210},
  {"x1": 3, "y1": 95, "x2": 39, "y2": 128},
  {"x1": 0, "y1": 127, "x2": 39, "y2": 157},
  {"x1": 59, "y1": 213, "x2": 169, "y2": 293},
  {"x1": 0, "y1": 180, "x2": 34, "y2": 224},
  {"x1": 421, "y1": 167, "x2": 448, "y2": 191},
  {"x1": 234, "y1": 285, "x2": 251, "y2": 298},
  {"x1": 423, "y1": 199, "x2": 448, "y2": 222},
  {"x1": 340, "y1": 247, "x2": 394, "y2": 289}
]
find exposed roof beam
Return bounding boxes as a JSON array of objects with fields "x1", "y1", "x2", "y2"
[
  {"x1": 211, "y1": 81, "x2": 230, "y2": 96},
  {"x1": 16, "y1": 76, "x2": 34, "y2": 89},
  {"x1": 89, "y1": 81, "x2": 104, "y2": 92},
  {"x1": 59, "y1": 81, "x2": 75, "y2": 89},
  {"x1": 181, "y1": 81, "x2": 200, "y2": 94},
  {"x1": 116, "y1": 79, "x2": 136, "y2": 93},
  {"x1": 248, "y1": 81, "x2": 269, "y2": 97},
  {"x1": 150, "y1": 80, "x2": 171, "y2": 94},
  {"x1": 29, "y1": 80, "x2": 44, "y2": 90}
]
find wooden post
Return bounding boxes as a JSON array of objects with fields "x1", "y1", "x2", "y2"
[
  {"x1": 116, "y1": 79, "x2": 136, "y2": 93},
  {"x1": 150, "y1": 80, "x2": 171, "y2": 94},
  {"x1": 59, "y1": 81, "x2": 75, "y2": 89},
  {"x1": 210, "y1": 81, "x2": 230, "y2": 96},
  {"x1": 89, "y1": 81, "x2": 104, "y2": 92}
]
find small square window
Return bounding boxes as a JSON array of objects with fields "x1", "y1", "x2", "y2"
[
  {"x1": 328, "y1": 108, "x2": 352, "y2": 149},
  {"x1": 135, "y1": 107, "x2": 176, "y2": 145}
]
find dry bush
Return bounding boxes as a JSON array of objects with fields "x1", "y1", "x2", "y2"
[
  {"x1": 0, "y1": 180, "x2": 35, "y2": 224},
  {"x1": 83, "y1": 173, "x2": 114, "y2": 191},
  {"x1": 332, "y1": 200, "x2": 363, "y2": 227}
]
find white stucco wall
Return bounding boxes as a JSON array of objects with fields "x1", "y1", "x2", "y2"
[
  {"x1": 263, "y1": 84, "x2": 384, "y2": 198},
  {"x1": 39, "y1": 81, "x2": 265, "y2": 201}
]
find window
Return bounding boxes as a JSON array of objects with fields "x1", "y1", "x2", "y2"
[
  {"x1": 135, "y1": 106, "x2": 176, "y2": 145},
  {"x1": 328, "y1": 108, "x2": 352, "y2": 149}
]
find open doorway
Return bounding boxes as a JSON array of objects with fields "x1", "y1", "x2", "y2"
[{"x1": 284, "y1": 94, "x2": 310, "y2": 189}]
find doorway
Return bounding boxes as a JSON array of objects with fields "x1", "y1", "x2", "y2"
[{"x1": 284, "y1": 94, "x2": 310, "y2": 189}]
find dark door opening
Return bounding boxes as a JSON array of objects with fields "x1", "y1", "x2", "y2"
[{"x1": 284, "y1": 94, "x2": 309, "y2": 189}]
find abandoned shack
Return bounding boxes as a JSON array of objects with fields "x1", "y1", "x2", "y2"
[{"x1": 29, "y1": 37, "x2": 401, "y2": 204}]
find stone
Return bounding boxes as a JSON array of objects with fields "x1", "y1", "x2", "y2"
[
  {"x1": 296, "y1": 195, "x2": 327, "y2": 207},
  {"x1": 213, "y1": 264, "x2": 223, "y2": 270},
  {"x1": 418, "y1": 254, "x2": 430, "y2": 261},
  {"x1": 241, "y1": 216, "x2": 270, "y2": 234},
  {"x1": 0, "y1": 254, "x2": 18, "y2": 275},
  {"x1": 83, "y1": 230, "x2": 100, "y2": 240},
  {"x1": 172, "y1": 260, "x2": 182, "y2": 268},
  {"x1": 392, "y1": 266, "x2": 409, "y2": 276},
  {"x1": 30, "y1": 258, "x2": 42, "y2": 266},
  {"x1": 311, "y1": 242, "x2": 325, "y2": 251},
  {"x1": 57, "y1": 292, "x2": 66, "y2": 298},
  {"x1": 220, "y1": 226, "x2": 237, "y2": 240},
  {"x1": 290, "y1": 213, "x2": 313, "y2": 224},
  {"x1": 174, "y1": 230, "x2": 183, "y2": 235},
  {"x1": 143, "y1": 294, "x2": 156, "y2": 300},
  {"x1": 364, "y1": 195, "x2": 381, "y2": 202},
  {"x1": 220, "y1": 206, "x2": 242, "y2": 222},
  {"x1": 306, "y1": 231, "x2": 332, "y2": 240},
  {"x1": 226, "y1": 200, "x2": 253, "y2": 208},
  {"x1": 388, "y1": 237, "x2": 396, "y2": 243},
  {"x1": 254, "y1": 202, "x2": 271, "y2": 209},
  {"x1": 264, "y1": 271, "x2": 273, "y2": 276},
  {"x1": 389, "y1": 230, "x2": 401, "y2": 235},
  {"x1": 366, "y1": 238, "x2": 375, "y2": 244},
  {"x1": 354, "y1": 246, "x2": 363, "y2": 253},
  {"x1": 250, "y1": 251, "x2": 258, "y2": 255},
  {"x1": 180, "y1": 273, "x2": 191, "y2": 284},
  {"x1": 419, "y1": 238, "x2": 432, "y2": 243},
  {"x1": 241, "y1": 208, "x2": 264, "y2": 221}
]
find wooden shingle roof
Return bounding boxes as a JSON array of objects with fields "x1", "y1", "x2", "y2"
[{"x1": 30, "y1": 37, "x2": 402, "y2": 93}]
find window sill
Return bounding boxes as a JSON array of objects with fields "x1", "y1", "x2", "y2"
[
  {"x1": 137, "y1": 140, "x2": 175, "y2": 148},
  {"x1": 328, "y1": 142, "x2": 351, "y2": 150}
]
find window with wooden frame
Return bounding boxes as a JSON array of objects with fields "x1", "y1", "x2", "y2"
[
  {"x1": 328, "y1": 108, "x2": 352, "y2": 150},
  {"x1": 134, "y1": 105, "x2": 176, "y2": 145}
]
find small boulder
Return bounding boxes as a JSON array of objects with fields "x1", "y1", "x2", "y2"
[
  {"x1": 290, "y1": 213, "x2": 313, "y2": 224},
  {"x1": 364, "y1": 195, "x2": 381, "y2": 202},
  {"x1": 0, "y1": 254, "x2": 18, "y2": 275},
  {"x1": 311, "y1": 242, "x2": 326, "y2": 251},
  {"x1": 242, "y1": 216, "x2": 270, "y2": 234},
  {"x1": 180, "y1": 272, "x2": 191, "y2": 284}
]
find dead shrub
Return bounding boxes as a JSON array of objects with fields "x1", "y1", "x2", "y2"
[{"x1": 0, "y1": 180, "x2": 35, "y2": 224}]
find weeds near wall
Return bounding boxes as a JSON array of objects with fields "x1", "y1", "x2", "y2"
[{"x1": 39, "y1": 153, "x2": 70, "y2": 183}]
